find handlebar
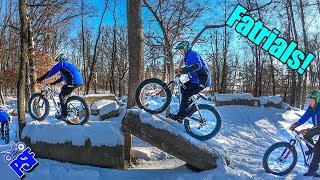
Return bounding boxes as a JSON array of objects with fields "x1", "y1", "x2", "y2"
[{"x1": 294, "y1": 129, "x2": 300, "y2": 135}]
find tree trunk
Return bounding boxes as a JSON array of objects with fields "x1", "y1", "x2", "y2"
[
  {"x1": 122, "y1": 112, "x2": 229, "y2": 170},
  {"x1": 127, "y1": 0, "x2": 144, "y2": 109},
  {"x1": 28, "y1": 22, "x2": 37, "y2": 102},
  {"x1": 25, "y1": 59, "x2": 30, "y2": 112},
  {"x1": 0, "y1": 88, "x2": 5, "y2": 105},
  {"x1": 299, "y1": 0, "x2": 309, "y2": 108},
  {"x1": 220, "y1": 0, "x2": 228, "y2": 94},
  {"x1": 18, "y1": 0, "x2": 28, "y2": 138},
  {"x1": 126, "y1": 0, "x2": 145, "y2": 165},
  {"x1": 86, "y1": 4, "x2": 107, "y2": 94},
  {"x1": 269, "y1": 55, "x2": 276, "y2": 96},
  {"x1": 81, "y1": 0, "x2": 87, "y2": 93}
]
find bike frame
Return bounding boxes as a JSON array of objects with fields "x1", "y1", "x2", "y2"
[
  {"x1": 42, "y1": 84, "x2": 60, "y2": 112},
  {"x1": 167, "y1": 75, "x2": 205, "y2": 123},
  {"x1": 289, "y1": 130, "x2": 315, "y2": 166}
]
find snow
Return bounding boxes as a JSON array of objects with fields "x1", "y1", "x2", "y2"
[
  {"x1": 21, "y1": 120, "x2": 124, "y2": 146},
  {"x1": 0, "y1": 96, "x2": 318, "y2": 179},
  {"x1": 259, "y1": 96, "x2": 282, "y2": 105},
  {"x1": 91, "y1": 99, "x2": 111, "y2": 110},
  {"x1": 215, "y1": 93, "x2": 254, "y2": 101},
  {"x1": 129, "y1": 108, "x2": 228, "y2": 162},
  {"x1": 84, "y1": 94, "x2": 117, "y2": 98},
  {"x1": 99, "y1": 100, "x2": 119, "y2": 115},
  {"x1": 20, "y1": 103, "x2": 127, "y2": 147}
]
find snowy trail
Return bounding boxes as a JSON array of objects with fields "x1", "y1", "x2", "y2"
[
  {"x1": 213, "y1": 105, "x2": 313, "y2": 179},
  {"x1": 0, "y1": 97, "x2": 317, "y2": 179}
]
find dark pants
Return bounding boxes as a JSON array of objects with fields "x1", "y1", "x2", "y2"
[
  {"x1": 177, "y1": 81, "x2": 205, "y2": 118},
  {"x1": 1, "y1": 123, "x2": 4, "y2": 136},
  {"x1": 59, "y1": 85, "x2": 80, "y2": 117},
  {"x1": 305, "y1": 125, "x2": 320, "y2": 173}
]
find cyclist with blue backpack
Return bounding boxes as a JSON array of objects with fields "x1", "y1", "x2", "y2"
[
  {"x1": 36, "y1": 54, "x2": 83, "y2": 121},
  {"x1": 0, "y1": 105, "x2": 10, "y2": 143},
  {"x1": 290, "y1": 90, "x2": 320, "y2": 177},
  {"x1": 169, "y1": 41, "x2": 211, "y2": 123}
]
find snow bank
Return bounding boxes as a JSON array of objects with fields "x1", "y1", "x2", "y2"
[{"x1": 215, "y1": 93, "x2": 254, "y2": 101}]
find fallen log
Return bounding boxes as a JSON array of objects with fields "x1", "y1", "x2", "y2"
[{"x1": 122, "y1": 111, "x2": 229, "y2": 171}]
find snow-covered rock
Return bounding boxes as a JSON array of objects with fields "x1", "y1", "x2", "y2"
[
  {"x1": 258, "y1": 96, "x2": 283, "y2": 108},
  {"x1": 91, "y1": 99, "x2": 119, "y2": 116},
  {"x1": 258, "y1": 96, "x2": 281, "y2": 105},
  {"x1": 84, "y1": 94, "x2": 119, "y2": 108},
  {"x1": 215, "y1": 93, "x2": 255, "y2": 106},
  {"x1": 20, "y1": 105, "x2": 127, "y2": 169},
  {"x1": 99, "y1": 100, "x2": 119, "y2": 120},
  {"x1": 215, "y1": 93, "x2": 254, "y2": 101}
]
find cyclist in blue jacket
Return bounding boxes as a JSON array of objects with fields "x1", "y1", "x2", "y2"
[
  {"x1": 36, "y1": 54, "x2": 83, "y2": 121},
  {"x1": 0, "y1": 105, "x2": 10, "y2": 140},
  {"x1": 290, "y1": 90, "x2": 320, "y2": 177},
  {"x1": 169, "y1": 41, "x2": 211, "y2": 123}
]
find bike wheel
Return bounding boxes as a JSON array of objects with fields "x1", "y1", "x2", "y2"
[
  {"x1": 184, "y1": 104, "x2": 221, "y2": 141},
  {"x1": 65, "y1": 96, "x2": 90, "y2": 125},
  {"x1": 135, "y1": 78, "x2": 172, "y2": 114},
  {"x1": 28, "y1": 93, "x2": 50, "y2": 121},
  {"x1": 263, "y1": 142, "x2": 297, "y2": 176},
  {"x1": 3, "y1": 122, "x2": 9, "y2": 144}
]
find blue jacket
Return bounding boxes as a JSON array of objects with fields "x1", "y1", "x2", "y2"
[
  {"x1": 0, "y1": 111, "x2": 10, "y2": 123},
  {"x1": 183, "y1": 49, "x2": 211, "y2": 87},
  {"x1": 47, "y1": 60, "x2": 83, "y2": 85},
  {"x1": 297, "y1": 105, "x2": 320, "y2": 126}
]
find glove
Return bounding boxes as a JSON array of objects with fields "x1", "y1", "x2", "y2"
[
  {"x1": 289, "y1": 123, "x2": 298, "y2": 131},
  {"x1": 49, "y1": 81, "x2": 58, "y2": 86},
  {"x1": 175, "y1": 68, "x2": 183, "y2": 74},
  {"x1": 299, "y1": 129, "x2": 308, "y2": 135},
  {"x1": 36, "y1": 77, "x2": 43, "y2": 83},
  {"x1": 36, "y1": 72, "x2": 49, "y2": 83}
]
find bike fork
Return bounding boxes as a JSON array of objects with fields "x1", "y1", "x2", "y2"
[{"x1": 192, "y1": 97, "x2": 203, "y2": 120}]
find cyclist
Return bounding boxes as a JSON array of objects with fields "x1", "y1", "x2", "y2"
[
  {"x1": 290, "y1": 89, "x2": 320, "y2": 177},
  {"x1": 36, "y1": 54, "x2": 83, "y2": 121},
  {"x1": 169, "y1": 41, "x2": 211, "y2": 123},
  {"x1": 0, "y1": 105, "x2": 10, "y2": 140}
]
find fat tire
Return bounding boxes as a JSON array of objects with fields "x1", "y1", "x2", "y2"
[
  {"x1": 263, "y1": 142, "x2": 297, "y2": 176},
  {"x1": 65, "y1": 96, "x2": 90, "y2": 125},
  {"x1": 28, "y1": 93, "x2": 50, "y2": 121},
  {"x1": 185, "y1": 104, "x2": 221, "y2": 141},
  {"x1": 135, "y1": 78, "x2": 171, "y2": 114}
]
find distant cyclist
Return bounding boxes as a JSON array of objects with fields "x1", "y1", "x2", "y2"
[
  {"x1": 36, "y1": 54, "x2": 83, "y2": 121},
  {"x1": 290, "y1": 90, "x2": 320, "y2": 177},
  {"x1": 0, "y1": 105, "x2": 10, "y2": 141},
  {"x1": 169, "y1": 41, "x2": 211, "y2": 123}
]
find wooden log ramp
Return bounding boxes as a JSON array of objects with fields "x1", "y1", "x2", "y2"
[{"x1": 122, "y1": 111, "x2": 230, "y2": 171}]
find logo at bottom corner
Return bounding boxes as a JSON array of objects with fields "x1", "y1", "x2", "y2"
[{"x1": 1, "y1": 142, "x2": 38, "y2": 178}]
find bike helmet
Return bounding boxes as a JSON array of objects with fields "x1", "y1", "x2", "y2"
[
  {"x1": 55, "y1": 54, "x2": 67, "y2": 62},
  {"x1": 307, "y1": 90, "x2": 320, "y2": 103},
  {"x1": 175, "y1": 41, "x2": 190, "y2": 53}
]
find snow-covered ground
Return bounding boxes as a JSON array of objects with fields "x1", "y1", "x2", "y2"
[{"x1": 0, "y1": 96, "x2": 317, "y2": 179}]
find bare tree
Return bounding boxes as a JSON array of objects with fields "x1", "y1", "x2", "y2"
[
  {"x1": 85, "y1": 3, "x2": 108, "y2": 94},
  {"x1": 18, "y1": 0, "x2": 28, "y2": 138}
]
